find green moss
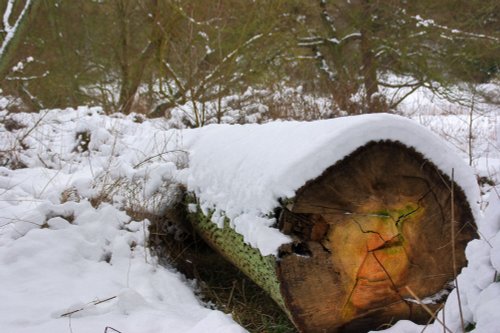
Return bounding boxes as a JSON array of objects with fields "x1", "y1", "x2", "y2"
[
  {"x1": 465, "y1": 322, "x2": 476, "y2": 332},
  {"x1": 186, "y1": 198, "x2": 289, "y2": 317},
  {"x1": 391, "y1": 203, "x2": 422, "y2": 229},
  {"x1": 374, "y1": 210, "x2": 391, "y2": 217}
]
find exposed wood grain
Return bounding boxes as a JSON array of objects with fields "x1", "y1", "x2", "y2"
[{"x1": 277, "y1": 140, "x2": 475, "y2": 332}]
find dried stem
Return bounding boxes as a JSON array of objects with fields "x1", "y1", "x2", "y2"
[
  {"x1": 420, "y1": 304, "x2": 444, "y2": 333},
  {"x1": 60, "y1": 296, "x2": 117, "y2": 317},
  {"x1": 451, "y1": 169, "x2": 466, "y2": 332},
  {"x1": 405, "y1": 287, "x2": 452, "y2": 333}
]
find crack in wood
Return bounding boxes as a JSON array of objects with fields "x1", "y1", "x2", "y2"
[
  {"x1": 371, "y1": 251, "x2": 413, "y2": 316},
  {"x1": 342, "y1": 253, "x2": 367, "y2": 315},
  {"x1": 350, "y1": 217, "x2": 388, "y2": 243},
  {"x1": 368, "y1": 234, "x2": 403, "y2": 252},
  {"x1": 341, "y1": 205, "x2": 424, "y2": 316}
]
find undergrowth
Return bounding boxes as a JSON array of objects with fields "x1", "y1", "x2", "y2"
[{"x1": 149, "y1": 217, "x2": 297, "y2": 333}]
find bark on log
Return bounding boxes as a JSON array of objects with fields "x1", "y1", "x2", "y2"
[{"x1": 186, "y1": 140, "x2": 476, "y2": 333}]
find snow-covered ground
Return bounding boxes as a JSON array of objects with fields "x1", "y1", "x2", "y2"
[
  {"x1": 0, "y1": 93, "x2": 498, "y2": 333},
  {"x1": 0, "y1": 108, "x2": 245, "y2": 333}
]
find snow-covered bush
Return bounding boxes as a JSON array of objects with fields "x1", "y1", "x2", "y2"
[{"x1": 164, "y1": 86, "x2": 338, "y2": 128}]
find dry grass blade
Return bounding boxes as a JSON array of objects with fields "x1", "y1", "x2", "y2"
[
  {"x1": 104, "y1": 327, "x2": 123, "y2": 333},
  {"x1": 133, "y1": 149, "x2": 187, "y2": 169},
  {"x1": 451, "y1": 169, "x2": 466, "y2": 332},
  {"x1": 420, "y1": 304, "x2": 444, "y2": 333},
  {"x1": 405, "y1": 286, "x2": 453, "y2": 333},
  {"x1": 60, "y1": 296, "x2": 117, "y2": 317}
]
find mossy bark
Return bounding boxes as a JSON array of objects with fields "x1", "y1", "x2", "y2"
[{"x1": 185, "y1": 202, "x2": 290, "y2": 318}]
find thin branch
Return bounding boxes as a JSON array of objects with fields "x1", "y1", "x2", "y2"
[
  {"x1": 104, "y1": 327, "x2": 123, "y2": 333},
  {"x1": 0, "y1": 0, "x2": 33, "y2": 57},
  {"x1": 171, "y1": 1, "x2": 224, "y2": 27},
  {"x1": 339, "y1": 32, "x2": 361, "y2": 44},
  {"x1": 405, "y1": 287, "x2": 453, "y2": 333},
  {"x1": 389, "y1": 83, "x2": 423, "y2": 110},
  {"x1": 5, "y1": 70, "x2": 50, "y2": 81},
  {"x1": 313, "y1": 46, "x2": 336, "y2": 82},
  {"x1": 161, "y1": 60, "x2": 186, "y2": 96},
  {"x1": 379, "y1": 81, "x2": 421, "y2": 89},
  {"x1": 60, "y1": 296, "x2": 117, "y2": 317},
  {"x1": 133, "y1": 149, "x2": 187, "y2": 169},
  {"x1": 413, "y1": 15, "x2": 499, "y2": 42},
  {"x1": 2, "y1": 0, "x2": 14, "y2": 30},
  {"x1": 0, "y1": 216, "x2": 43, "y2": 228},
  {"x1": 319, "y1": 0, "x2": 336, "y2": 35},
  {"x1": 451, "y1": 169, "x2": 466, "y2": 332},
  {"x1": 18, "y1": 109, "x2": 50, "y2": 144}
]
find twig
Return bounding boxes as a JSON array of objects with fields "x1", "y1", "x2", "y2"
[
  {"x1": 467, "y1": 90, "x2": 476, "y2": 166},
  {"x1": 420, "y1": 304, "x2": 444, "y2": 333},
  {"x1": 60, "y1": 296, "x2": 117, "y2": 317},
  {"x1": 0, "y1": 216, "x2": 42, "y2": 226},
  {"x1": 443, "y1": 304, "x2": 446, "y2": 333},
  {"x1": 18, "y1": 110, "x2": 50, "y2": 144},
  {"x1": 451, "y1": 169, "x2": 466, "y2": 332},
  {"x1": 126, "y1": 254, "x2": 132, "y2": 288},
  {"x1": 133, "y1": 149, "x2": 187, "y2": 169},
  {"x1": 38, "y1": 168, "x2": 62, "y2": 198},
  {"x1": 37, "y1": 153, "x2": 50, "y2": 168},
  {"x1": 227, "y1": 280, "x2": 237, "y2": 309},
  {"x1": 68, "y1": 314, "x2": 73, "y2": 333},
  {"x1": 405, "y1": 287, "x2": 452, "y2": 333}
]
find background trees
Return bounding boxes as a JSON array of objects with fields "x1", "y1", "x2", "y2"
[
  {"x1": 0, "y1": 0, "x2": 498, "y2": 120},
  {"x1": 291, "y1": 0, "x2": 500, "y2": 113}
]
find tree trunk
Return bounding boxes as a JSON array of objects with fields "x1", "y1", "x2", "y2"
[
  {"x1": 186, "y1": 141, "x2": 476, "y2": 333},
  {"x1": 359, "y1": 0, "x2": 386, "y2": 113},
  {"x1": 117, "y1": 0, "x2": 161, "y2": 115},
  {"x1": 45, "y1": 0, "x2": 79, "y2": 106},
  {"x1": 360, "y1": 31, "x2": 381, "y2": 112}
]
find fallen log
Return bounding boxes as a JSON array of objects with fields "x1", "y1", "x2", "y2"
[{"x1": 183, "y1": 114, "x2": 478, "y2": 333}]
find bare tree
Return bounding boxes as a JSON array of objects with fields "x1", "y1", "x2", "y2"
[
  {"x1": 150, "y1": 0, "x2": 287, "y2": 124},
  {"x1": 294, "y1": 0, "x2": 500, "y2": 114}
]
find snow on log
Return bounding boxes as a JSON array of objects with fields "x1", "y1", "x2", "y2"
[{"x1": 183, "y1": 114, "x2": 479, "y2": 333}]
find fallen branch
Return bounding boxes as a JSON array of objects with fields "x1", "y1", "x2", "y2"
[{"x1": 60, "y1": 296, "x2": 117, "y2": 317}]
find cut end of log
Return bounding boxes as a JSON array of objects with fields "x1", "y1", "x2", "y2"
[
  {"x1": 277, "y1": 140, "x2": 476, "y2": 332},
  {"x1": 186, "y1": 139, "x2": 476, "y2": 333}
]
